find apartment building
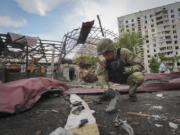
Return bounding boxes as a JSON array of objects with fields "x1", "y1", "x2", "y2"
[{"x1": 118, "y1": 2, "x2": 180, "y2": 72}]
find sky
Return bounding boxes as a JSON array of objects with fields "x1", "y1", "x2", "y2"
[{"x1": 0, "y1": 0, "x2": 180, "y2": 41}]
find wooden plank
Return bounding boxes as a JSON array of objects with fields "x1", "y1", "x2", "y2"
[
  {"x1": 70, "y1": 124, "x2": 100, "y2": 135},
  {"x1": 127, "y1": 112, "x2": 152, "y2": 117}
]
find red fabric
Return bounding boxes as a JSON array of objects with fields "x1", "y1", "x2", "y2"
[
  {"x1": 0, "y1": 77, "x2": 68, "y2": 114},
  {"x1": 145, "y1": 72, "x2": 180, "y2": 80},
  {"x1": 64, "y1": 78, "x2": 180, "y2": 94}
]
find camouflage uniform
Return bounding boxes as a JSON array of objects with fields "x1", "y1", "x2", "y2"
[{"x1": 96, "y1": 39, "x2": 144, "y2": 97}]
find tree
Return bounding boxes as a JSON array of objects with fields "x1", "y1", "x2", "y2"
[
  {"x1": 115, "y1": 31, "x2": 144, "y2": 55},
  {"x1": 149, "y1": 57, "x2": 160, "y2": 73}
]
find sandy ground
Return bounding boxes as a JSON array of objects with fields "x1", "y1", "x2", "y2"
[{"x1": 0, "y1": 89, "x2": 180, "y2": 135}]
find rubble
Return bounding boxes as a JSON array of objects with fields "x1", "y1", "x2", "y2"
[{"x1": 169, "y1": 122, "x2": 178, "y2": 129}]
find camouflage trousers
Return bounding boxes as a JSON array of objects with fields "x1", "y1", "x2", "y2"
[
  {"x1": 127, "y1": 72, "x2": 144, "y2": 96},
  {"x1": 97, "y1": 71, "x2": 144, "y2": 96}
]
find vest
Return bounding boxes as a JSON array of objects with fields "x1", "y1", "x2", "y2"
[{"x1": 105, "y1": 48, "x2": 129, "y2": 84}]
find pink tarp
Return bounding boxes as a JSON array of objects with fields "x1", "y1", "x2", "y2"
[
  {"x1": 145, "y1": 72, "x2": 180, "y2": 80},
  {"x1": 0, "y1": 77, "x2": 68, "y2": 114},
  {"x1": 64, "y1": 78, "x2": 180, "y2": 94}
]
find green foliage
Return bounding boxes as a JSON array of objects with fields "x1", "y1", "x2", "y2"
[
  {"x1": 75, "y1": 55, "x2": 100, "y2": 68},
  {"x1": 115, "y1": 31, "x2": 144, "y2": 54},
  {"x1": 149, "y1": 57, "x2": 160, "y2": 73}
]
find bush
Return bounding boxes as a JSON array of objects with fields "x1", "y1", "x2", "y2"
[{"x1": 75, "y1": 56, "x2": 100, "y2": 68}]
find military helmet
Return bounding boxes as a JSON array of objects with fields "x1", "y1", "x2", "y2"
[{"x1": 97, "y1": 38, "x2": 116, "y2": 55}]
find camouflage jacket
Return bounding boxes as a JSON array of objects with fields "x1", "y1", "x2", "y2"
[{"x1": 96, "y1": 48, "x2": 144, "y2": 88}]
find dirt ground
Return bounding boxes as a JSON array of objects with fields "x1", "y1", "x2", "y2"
[{"x1": 0, "y1": 86, "x2": 180, "y2": 135}]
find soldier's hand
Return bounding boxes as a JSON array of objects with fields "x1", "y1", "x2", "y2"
[
  {"x1": 99, "y1": 61, "x2": 106, "y2": 68},
  {"x1": 124, "y1": 67, "x2": 132, "y2": 74}
]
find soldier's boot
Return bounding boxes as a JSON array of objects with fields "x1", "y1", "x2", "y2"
[
  {"x1": 127, "y1": 72, "x2": 145, "y2": 102},
  {"x1": 128, "y1": 83, "x2": 138, "y2": 102}
]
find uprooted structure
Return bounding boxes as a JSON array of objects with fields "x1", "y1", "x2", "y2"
[{"x1": 0, "y1": 21, "x2": 118, "y2": 82}]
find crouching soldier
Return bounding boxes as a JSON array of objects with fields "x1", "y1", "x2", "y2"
[{"x1": 96, "y1": 38, "x2": 144, "y2": 102}]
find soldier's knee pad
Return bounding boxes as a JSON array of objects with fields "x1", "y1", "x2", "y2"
[{"x1": 127, "y1": 72, "x2": 144, "y2": 84}]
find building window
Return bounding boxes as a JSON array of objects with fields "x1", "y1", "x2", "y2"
[
  {"x1": 176, "y1": 52, "x2": 178, "y2": 55},
  {"x1": 145, "y1": 21, "x2": 147, "y2": 24},
  {"x1": 164, "y1": 31, "x2": 170, "y2": 34},
  {"x1": 132, "y1": 24, "x2": 135, "y2": 27},
  {"x1": 175, "y1": 46, "x2": 179, "y2": 49},
  {"x1": 173, "y1": 25, "x2": 176, "y2": 28},
  {"x1": 171, "y1": 9, "x2": 174, "y2": 13},
  {"x1": 151, "y1": 24, "x2": 154, "y2": 27},
  {"x1": 151, "y1": 29, "x2": 155, "y2": 32},
  {"x1": 132, "y1": 28, "x2": 135, "y2": 31},
  {"x1": 151, "y1": 19, "x2": 154, "y2": 22},
  {"x1": 146, "y1": 40, "x2": 149, "y2": 43},
  {"x1": 175, "y1": 41, "x2": 178, "y2": 44},
  {"x1": 164, "y1": 20, "x2": 169, "y2": 23},
  {"x1": 126, "y1": 20, "x2": 128, "y2": 23},
  {"x1": 147, "y1": 50, "x2": 149, "y2": 53},
  {"x1": 178, "y1": 8, "x2": 180, "y2": 11},
  {"x1": 144, "y1": 26, "x2": 147, "y2": 29},
  {"x1": 131, "y1": 19, "x2": 134, "y2": 22},
  {"x1": 150, "y1": 14, "x2": 152, "y2": 18},
  {"x1": 164, "y1": 15, "x2": 168, "y2": 18},
  {"x1": 126, "y1": 25, "x2": 129, "y2": 28},
  {"x1": 144, "y1": 16, "x2": 146, "y2": 19},
  {"x1": 154, "y1": 49, "x2": 156, "y2": 52},
  {"x1": 174, "y1": 35, "x2": 178, "y2": 38},
  {"x1": 164, "y1": 25, "x2": 170, "y2": 29},
  {"x1": 153, "y1": 44, "x2": 156, "y2": 47},
  {"x1": 166, "y1": 41, "x2": 172, "y2": 44},
  {"x1": 171, "y1": 15, "x2": 175, "y2": 18},
  {"x1": 172, "y1": 20, "x2": 175, "y2": 23},
  {"x1": 173, "y1": 30, "x2": 176, "y2": 33},
  {"x1": 148, "y1": 55, "x2": 151, "y2": 58}
]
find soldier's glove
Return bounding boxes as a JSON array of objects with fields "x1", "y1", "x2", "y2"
[
  {"x1": 124, "y1": 67, "x2": 132, "y2": 74},
  {"x1": 111, "y1": 61, "x2": 121, "y2": 70}
]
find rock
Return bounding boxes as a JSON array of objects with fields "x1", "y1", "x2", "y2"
[
  {"x1": 155, "y1": 124, "x2": 163, "y2": 127},
  {"x1": 169, "y1": 122, "x2": 178, "y2": 129}
]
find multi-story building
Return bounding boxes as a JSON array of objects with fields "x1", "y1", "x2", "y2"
[{"x1": 118, "y1": 2, "x2": 180, "y2": 72}]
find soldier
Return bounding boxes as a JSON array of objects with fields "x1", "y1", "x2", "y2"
[{"x1": 96, "y1": 38, "x2": 144, "y2": 102}]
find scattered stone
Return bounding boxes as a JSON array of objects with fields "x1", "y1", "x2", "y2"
[
  {"x1": 169, "y1": 122, "x2": 178, "y2": 129},
  {"x1": 51, "y1": 109, "x2": 59, "y2": 113},
  {"x1": 155, "y1": 124, "x2": 163, "y2": 127},
  {"x1": 150, "y1": 106, "x2": 163, "y2": 110},
  {"x1": 130, "y1": 122, "x2": 140, "y2": 126},
  {"x1": 156, "y1": 93, "x2": 164, "y2": 98},
  {"x1": 152, "y1": 115, "x2": 167, "y2": 121}
]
